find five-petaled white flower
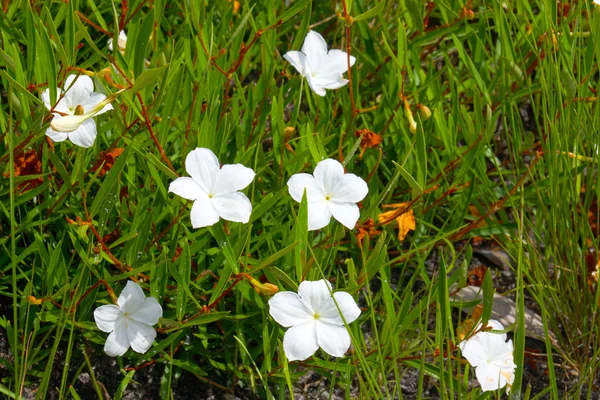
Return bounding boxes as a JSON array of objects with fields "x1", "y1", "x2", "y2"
[
  {"x1": 42, "y1": 75, "x2": 114, "y2": 148},
  {"x1": 268, "y1": 280, "x2": 361, "y2": 361},
  {"x1": 93, "y1": 281, "x2": 163, "y2": 357},
  {"x1": 169, "y1": 148, "x2": 256, "y2": 228},
  {"x1": 108, "y1": 30, "x2": 127, "y2": 54},
  {"x1": 284, "y1": 30, "x2": 356, "y2": 96},
  {"x1": 459, "y1": 319, "x2": 516, "y2": 392},
  {"x1": 287, "y1": 159, "x2": 368, "y2": 231}
]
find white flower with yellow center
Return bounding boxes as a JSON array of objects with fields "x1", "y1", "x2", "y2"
[
  {"x1": 287, "y1": 159, "x2": 368, "y2": 231},
  {"x1": 168, "y1": 148, "x2": 256, "y2": 228},
  {"x1": 284, "y1": 30, "x2": 356, "y2": 96},
  {"x1": 268, "y1": 280, "x2": 361, "y2": 361},
  {"x1": 42, "y1": 75, "x2": 114, "y2": 148},
  {"x1": 93, "y1": 281, "x2": 163, "y2": 357},
  {"x1": 459, "y1": 319, "x2": 516, "y2": 392}
]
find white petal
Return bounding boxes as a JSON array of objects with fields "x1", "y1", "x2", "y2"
[
  {"x1": 313, "y1": 159, "x2": 345, "y2": 194},
  {"x1": 108, "y1": 37, "x2": 114, "y2": 51},
  {"x1": 185, "y1": 148, "x2": 220, "y2": 193},
  {"x1": 459, "y1": 335, "x2": 488, "y2": 367},
  {"x1": 80, "y1": 92, "x2": 111, "y2": 115},
  {"x1": 328, "y1": 202, "x2": 360, "y2": 230},
  {"x1": 316, "y1": 322, "x2": 351, "y2": 358},
  {"x1": 283, "y1": 321, "x2": 319, "y2": 361},
  {"x1": 129, "y1": 297, "x2": 162, "y2": 326},
  {"x1": 190, "y1": 195, "x2": 220, "y2": 228},
  {"x1": 104, "y1": 320, "x2": 129, "y2": 357},
  {"x1": 287, "y1": 173, "x2": 322, "y2": 202},
  {"x1": 319, "y1": 292, "x2": 361, "y2": 325},
  {"x1": 169, "y1": 177, "x2": 206, "y2": 200},
  {"x1": 298, "y1": 280, "x2": 333, "y2": 314},
  {"x1": 307, "y1": 199, "x2": 332, "y2": 231},
  {"x1": 212, "y1": 164, "x2": 255, "y2": 197},
  {"x1": 318, "y1": 49, "x2": 355, "y2": 79},
  {"x1": 41, "y1": 89, "x2": 52, "y2": 110},
  {"x1": 268, "y1": 291, "x2": 314, "y2": 327},
  {"x1": 475, "y1": 364, "x2": 507, "y2": 392},
  {"x1": 117, "y1": 281, "x2": 146, "y2": 313},
  {"x1": 305, "y1": 73, "x2": 327, "y2": 96},
  {"x1": 45, "y1": 126, "x2": 69, "y2": 143},
  {"x1": 63, "y1": 75, "x2": 94, "y2": 107},
  {"x1": 320, "y1": 76, "x2": 350, "y2": 90},
  {"x1": 491, "y1": 350, "x2": 516, "y2": 370},
  {"x1": 212, "y1": 192, "x2": 252, "y2": 223},
  {"x1": 283, "y1": 51, "x2": 306, "y2": 76},
  {"x1": 42, "y1": 90, "x2": 71, "y2": 113},
  {"x1": 93, "y1": 304, "x2": 121, "y2": 333},
  {"x1": 330, "y1": 173, "x2": 368, "y2": 203},
  {"x1": 67, "y1": 119, "x2": 97, "y2": 148},
  {"x1": 302, "y1": 31, "x2": 328, "y2": 70},
  {"x1": 126, "y1": 319, "x2": 157, "y2": 354}
]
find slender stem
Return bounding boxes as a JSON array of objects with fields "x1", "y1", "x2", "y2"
[{"x1": 8, "y1": 97, "x2": 20, "y2": 400}]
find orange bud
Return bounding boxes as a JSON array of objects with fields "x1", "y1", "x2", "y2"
[
  {"x1": 27, "y1": 295, "x2": 42, "y2": 305},
  {"x1": 249, "y1": 278, "x2": 279, "y2": 296}
]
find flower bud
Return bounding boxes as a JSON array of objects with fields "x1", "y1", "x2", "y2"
[
  {"x1": 249, "y1": 278, "x2": 279, "y2": 296},
  {"x1": 27, "y1": 295, "x2": 42, "y2": 305},
  {"x1": 417, "y1": 104, "x2": 432, "y2": 120},
  {"x1": 51, "y1": 114, "x2": 90, "y2": 132}
]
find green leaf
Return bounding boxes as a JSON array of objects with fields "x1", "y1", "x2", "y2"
[
  {"x1": 90, "y1": 146, "x2": 131, "y2": 218},
  {"x1": 132, "y1": 65, "x2": 168, "y2": 92},
  {"x1": 481, "y1": 269, "x2": 494, "y2": 326},
  {"x1": 353, "y1": 1, "x2": 385, "y2": 22},
  {"x1": 277, "y1": 0, "x2": 310, "y2": 23}
]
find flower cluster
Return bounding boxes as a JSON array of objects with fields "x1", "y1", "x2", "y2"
[{"x1": 48, "y1": 26, "x2": 517, "y2": 395}]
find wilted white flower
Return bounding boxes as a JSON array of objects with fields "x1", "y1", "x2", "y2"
[
  {"x1": 287, "y1": 159, "x2": 368, "y2": 231},
  {"x1": 169, "y1": 148, "x2": 256, "y2": 228},
  {"x1": 284, "y1": 30, "x2": 356, "y2": 96},
  {"x1": 42, "y1": 75, "x2": 114, "y2": 148},
  {"x1": 108, "y1": 30, "x2": 127, "y2": 54},
  {"x1": 459, "y1": 319, "x2": 516, "y2": 392},
  {"x1": 268, "y1": 280, "x2": 361, "y2": 361},
  {"x1": 93, "y1": 281, "x2": 163, "y2": 357}
]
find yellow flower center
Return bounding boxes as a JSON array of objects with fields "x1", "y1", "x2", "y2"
[
  {"x1": 74, "y1": 105, "x2": 85, "y2": 115},
  {"x1": 313, "y1": 313, "x2": 320, "y2": 320}
]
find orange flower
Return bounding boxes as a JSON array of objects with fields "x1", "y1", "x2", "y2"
[
  {"x1": 3, "y1": 150, "x2": 43, "y2": 192},
  {"x1": 356, "y1": 218, "x2": 381, "y2": 248},
  {"x1": 91, "y1": 148, "x2": 125, "y2": 176},
  {"x1": 355, "y1": 129, "x2": 382, "y2": 158},
  {"x1": 378, "y1": 203, "x2": 416, "y2": 241}
]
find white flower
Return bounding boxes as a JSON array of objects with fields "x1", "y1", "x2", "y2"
[
  {"x1": 594, "y1": 0, "x2": 600, "y2": 7},
  {"x1": 93, "y1": 281, "x2": 163, "y2": 357},
  {"x1": 283, "y1": 30, "x2": 356, "y2": 96},
  {"x1": 42, "y1": 75, "x2": 114, "y2": 148},
  {"x1": 287, "y1": 159, "x2": 368, "y2": 231},
  {"x1": 168, "y1": 148, "x2": 256, "y2": 228},
  {"x1": 459, "y1": 319, "x2": 516, "y2": 392},
  {"x1": 108, "y1": 30, "x2": 127, "y2": 54},
  {"x1": 268, "y1": 280, "x2": 361, "y2": 361}
]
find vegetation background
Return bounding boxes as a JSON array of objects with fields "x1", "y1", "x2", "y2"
[{"x1": 1, "y1": 0, "x2": 599, "y2": 398}]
